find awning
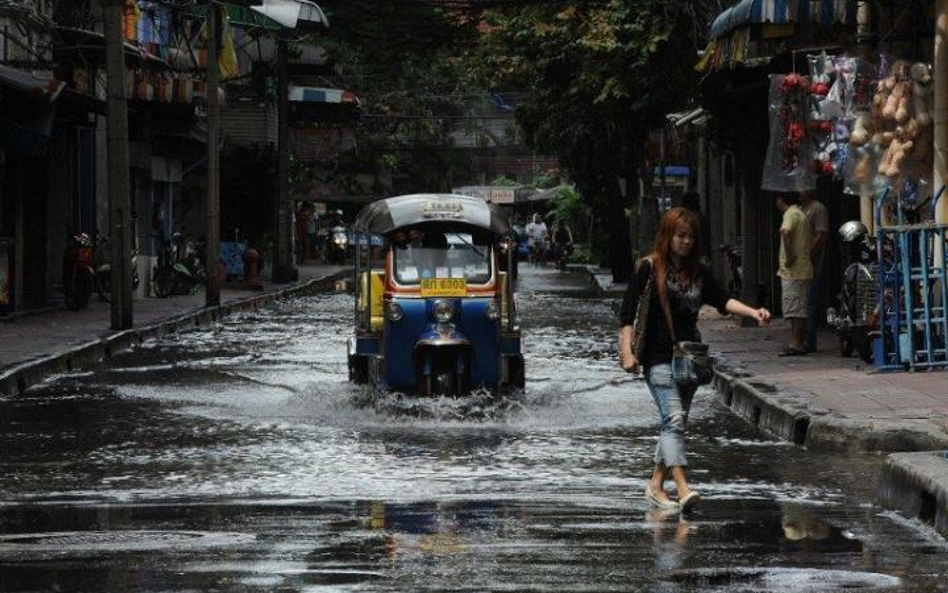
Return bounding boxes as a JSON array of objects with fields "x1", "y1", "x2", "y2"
[
  {"x1": 0, "y1": 65, "x2": 62, "y2": 155},
  {"x1": 288, "y1": 86, "x2": 360, "y2": 105},
  {"x1": 710, "y1": 0, "x2": 857, "y2": 40},
  {"x1": 0, "y1": 63, "x2": 64, "y2": 103}
]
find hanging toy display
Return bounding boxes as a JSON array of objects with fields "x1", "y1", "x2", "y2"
[{"x1": 762, "y1": 73, "x2": 815, "y2": 192}]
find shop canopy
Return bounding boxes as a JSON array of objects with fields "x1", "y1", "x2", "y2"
[
  {"x1": 289, "y1": 86, "x2": 360, "y2": 105},
  {"x1": 709, "y1": 0, "x2": 857, "y2": 40},
  {"x1": 699, "y1": 0, "x2": 857, "y2": 72}
]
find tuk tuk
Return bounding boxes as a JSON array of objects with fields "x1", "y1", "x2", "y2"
[{"x1": 347, "y1": 194, "x2": 524, "y2": 396}]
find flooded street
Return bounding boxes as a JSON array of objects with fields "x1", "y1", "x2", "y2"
[{"x1": 1, "y1": 267, "x2": 947, "y2": 592}]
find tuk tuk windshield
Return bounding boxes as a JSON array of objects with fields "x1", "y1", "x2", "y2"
[{"x1": 392, "y1": 232, "x2": 492, "y2": 285}]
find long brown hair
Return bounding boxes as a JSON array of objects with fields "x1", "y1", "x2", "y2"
[{"x1": 649, "y1": 207, "x2": 701, "y2": 309}]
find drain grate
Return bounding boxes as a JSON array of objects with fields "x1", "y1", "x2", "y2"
[{"x1": 0, "y1": 530, "x2": 255, "y2": 553}]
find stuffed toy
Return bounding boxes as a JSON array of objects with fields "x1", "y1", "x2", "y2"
[
  {"x1": 881, "y1": 127, "x2": 914, "y2": 179},
  {"x1": 850, "y1": 115, "x2": 870, "y2": 146},
  {"x1": 911, "y1": 62, "x2": 933, "y2": 126}
]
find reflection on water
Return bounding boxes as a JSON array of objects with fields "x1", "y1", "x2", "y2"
[{"x1": 0, "y1": 269, "x2": 946, "y2": 592}]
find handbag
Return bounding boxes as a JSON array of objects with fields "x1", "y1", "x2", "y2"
[
  {"x1": 630, "y1": 257, "x2": 654, "y2": 360},
  {"x1": 658, "y1": 279, "x2": 714, "y2": 387}
]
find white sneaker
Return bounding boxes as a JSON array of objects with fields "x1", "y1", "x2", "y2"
[{"x1": 645, "y1": 485, "x2": 680, "y2": 510}]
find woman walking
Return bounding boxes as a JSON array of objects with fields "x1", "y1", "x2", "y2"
[{"x1": 619, "y1": 208, "x2": 770, "y2": 511}]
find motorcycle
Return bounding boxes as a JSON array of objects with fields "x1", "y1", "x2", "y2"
[
  {"x1": 826, "y1": 221, "x2": 878, "y2": 362},
  {"x1": 62, "y1": 232, "x2": 95, "y2": 310},
  {"x1": 153, "y1": 233, "x2": 205, "y2": 298},
  {"x1": 719, "y1": 244, "x2": 742, "y2": 298},
  {"x1": 551, "y1": 241, "x2": 573, "y2": 271},
  {"x1": 94, "y1": 234, "x2": 140, "y2": 302},
  {"x1": 327, "y1": 225, "x2": 349, "y2": 264}
]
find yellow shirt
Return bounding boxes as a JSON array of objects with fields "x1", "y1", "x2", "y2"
[{"x1": 778, "y1": 205, "x2": 813, "y2": 280}]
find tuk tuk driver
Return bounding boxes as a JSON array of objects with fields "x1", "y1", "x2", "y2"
[{"x1": 415, "y1": 232, "x2": 448, "y2": 280}]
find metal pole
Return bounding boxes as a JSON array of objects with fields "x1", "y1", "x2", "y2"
[
  {"x1": 272, "y1": 33, "x2": 297, "y2": 282},
  {"x1": 935, "y1": 0, "x2": 948, "y2": 231},
  {"x1": 659, "y1": 127, "x2": 667, "y2": 212},
  {"x1": 205, "y1": 5, "x2": 221, "y2": 306},
  {"x1": 858, "y1": 1, "x2": 875, "y2": 232},
  {"x1": 104, "y1": 0, "x2": 133, "y2": 329}
]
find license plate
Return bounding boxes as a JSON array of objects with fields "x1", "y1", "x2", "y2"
[{"x1": 420, "y1": 278, "x2": 467, "y2": 297}]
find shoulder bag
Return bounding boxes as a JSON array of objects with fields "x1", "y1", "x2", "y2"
[
  {"x1": 657, "y1": 279, "x2": 714, "y2": 387},
  {"x1": 629, "y1": 257, "x2": 654, "y2": 360}
]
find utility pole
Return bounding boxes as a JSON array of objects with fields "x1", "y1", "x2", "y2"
[
  {"x1": 857, "y1": 0, "x2": 874, "y2": 232},
  {"x1": 104, "y1": 0, "x2": 133, "y2": 329},
  {"x1": 272, "y1": 34, "x2": 297, "y2": 282},
  {"x1": 205, "y1": 5, "x2": 221, "y2": 306}
]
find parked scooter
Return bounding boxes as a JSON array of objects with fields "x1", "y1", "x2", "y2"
[
  {"x1": 62, "y1": 232, "x2": 95, "y2": 310},
  {"x1": 153, "y1": 233, "x2": 205, "y2": 298},
  {"x1": 327, "y1": 225, "x2": 349, "y2": 264},
  {"x1": 551, "y1": 241, "x2": 573, "y2": 271},
  {"x1": 94, "y1": 234, "x2": 140, "y2": 302},
  {"x1": 826, "y1": 221, "x2": 877, "y2": 362},
  {"x1": 719, "y1": 244, "x2": 742, "y2": 298}
]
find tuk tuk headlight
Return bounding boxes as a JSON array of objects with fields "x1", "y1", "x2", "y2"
[
  {"x1": 432, "y1": 299, "x2": 455, "y2": 322},
  {"x1": 485, "y1": 300, "x2": 500, "y2": 321},
  {"x1": 385, "y1": 301, "x2": 403, "y2": 322}
]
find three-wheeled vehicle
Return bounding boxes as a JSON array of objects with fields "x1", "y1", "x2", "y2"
[{"x1": 347, "y1": 194, "x2": 525, "y2": 396}]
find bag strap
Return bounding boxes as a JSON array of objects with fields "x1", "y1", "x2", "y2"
[
  {"x1": 633, "y1": 256, "x2": 655, "y2": 333},
  {"x1": 656, "y1": 264, "x2": 677, "y2": 344}
]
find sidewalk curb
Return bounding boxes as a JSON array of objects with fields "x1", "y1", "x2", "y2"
[
  {"x1": 711, "y1": 366, "x2": 948, "y2": 452},
  {"x1": 712, "y1": 369, "x2": 812, "y2": 446},
  {"x1": 880, "y1": 451, "x2": 948, "y2": 537},
  {"x1": 0, "y1": 269, "x2": 351, "y2": 397}
]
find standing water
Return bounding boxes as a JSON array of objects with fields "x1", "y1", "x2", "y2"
[{"x1": 0, "y1": 268, "x2": 946, "y2": 592}]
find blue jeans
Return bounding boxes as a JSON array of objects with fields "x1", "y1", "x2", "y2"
[
  {"x1": 804, "y1": 267, "x2": 824, "y2": 350},
  {"x1": 645, "y1": 364, "x2": 698, "y2": 468}
]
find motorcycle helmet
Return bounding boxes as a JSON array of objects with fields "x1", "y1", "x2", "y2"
[{"x1": 837, "y1": 221, "x2": 868, "y2": 243}]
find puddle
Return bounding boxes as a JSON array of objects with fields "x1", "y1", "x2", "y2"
[
  {"x1": 666, "y1": 567, "x2": 902, "y2": 592},
  {"x1": 0, "y1": 530, "x2": 255, "y2": 554}
]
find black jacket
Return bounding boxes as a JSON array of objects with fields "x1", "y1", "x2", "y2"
[{"x1": 620, "y1": 259, "x2": 730, "y2": 368}]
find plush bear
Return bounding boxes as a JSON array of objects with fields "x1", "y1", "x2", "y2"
[
  {"x1": 883, "y1": 80, "x2": 903, "y2": 120},
  {"x1": 911, "y1": 62, "x2": 933, "y2": 126},
  {"x1": 881, "y1": 129, "x2": 914, "y2": 179},
  {"x1": 850, "y1": 115, "x2": 870, "y2": 146}
]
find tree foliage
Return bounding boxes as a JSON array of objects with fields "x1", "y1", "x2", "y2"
[
  {"x1": 477, "y1": 0, "x2": 701, "y2": 278},
  {"x1": 314, "y1": 1, "x2": 482, "y2": 192}
]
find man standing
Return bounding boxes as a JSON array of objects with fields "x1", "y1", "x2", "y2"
[
  {"x1": 801, "y1": 191, "x2": 829, "y2": 352},
  {"x1": 776, "y1": 193, "x2": 813, "y2": 356},
  {"x1": 525, "y1": 213, "x2": 549, "y2": 265}
]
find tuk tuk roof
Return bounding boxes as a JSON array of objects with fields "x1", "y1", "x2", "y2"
[{"x1": 353, "y1": 194, "x2": 511, "y2": 236}]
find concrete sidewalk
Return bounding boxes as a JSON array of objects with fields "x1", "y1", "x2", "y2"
[
  {"x1": 0, "y1": 265, "x2": 349, "y2": 394},
  {"x1": 702, "y1": 316, "x2": 948, "y2": 452}
]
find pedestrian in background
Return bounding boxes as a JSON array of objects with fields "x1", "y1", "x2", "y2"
[
  {"x1": 307, "y1": 207, "x2": 319, "y2": 259},
  {"x1": 800, "y1": 191, "x2": 828, "y2": 353},
  {"x1": 619, "y1": 207, "x2": 770, "y2": 512},
  {"x1": 525, "y1": 213, "x2": 549, "y2": 266},
  {"x1": 775, "y1": 193, "x2": 813, "y2": 356},
  {"x1": 296, "y1": 203, "x2": 310, "y2": 264}
]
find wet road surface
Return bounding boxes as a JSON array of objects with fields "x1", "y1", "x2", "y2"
[{"x1": 1, "y1": 267, "x2": 947, "y2": 592}]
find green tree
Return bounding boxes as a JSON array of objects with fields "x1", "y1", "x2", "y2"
[
  {"x1": 478, "y1": 1, "x2": 699, "y2": 281},
  {"x1": 314, "y1": 1, "x2": 482, "y2": 193}
]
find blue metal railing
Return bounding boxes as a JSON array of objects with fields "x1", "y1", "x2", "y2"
[{"x1": 874, "y1": 186, "x2": 948, "y2": 371}]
